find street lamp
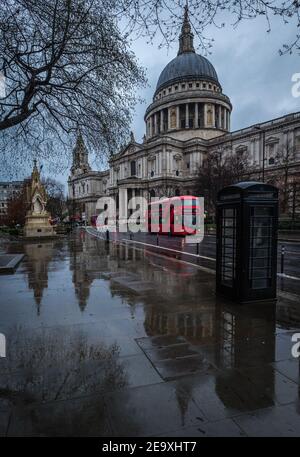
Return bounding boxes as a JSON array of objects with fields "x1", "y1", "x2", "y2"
[{"x1": 253, "y1": 125, "x2": 266, "y2": 182}]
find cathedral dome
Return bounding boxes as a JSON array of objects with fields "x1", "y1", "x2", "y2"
[
  {"x1": 156, "y1": 52, "x2": 219, "y2": 93},
  {"x1": 144, "y1": 5, "x2": 232, "y2": 141}
]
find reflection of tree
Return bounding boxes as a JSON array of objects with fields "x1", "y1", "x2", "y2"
[{"x1": 1, "y1": 326, "x2": 127, "y2": 435}]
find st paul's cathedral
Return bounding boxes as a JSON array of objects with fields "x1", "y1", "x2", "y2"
[{"x1": 68, "y1": 7, "x2": 300, "y2": 221}]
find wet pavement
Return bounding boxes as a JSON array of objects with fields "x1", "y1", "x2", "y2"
[
  {"x1": 96, "y1": 229, "x2": 300, "y2": 295},
  {"x1": 0, "y1": 230, "x2": 300, "y2": 436}
]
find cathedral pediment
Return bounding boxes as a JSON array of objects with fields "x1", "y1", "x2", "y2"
[
  {"x1": 265, "y1": 136, "x2": 279, "y2": 144},
  {"x1": 118, "y1": 143, "x2": 139, "y2": 157}
]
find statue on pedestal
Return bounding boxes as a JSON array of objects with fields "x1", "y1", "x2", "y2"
[{"x1": 23, "y1": 160, "x2": 55, "y2": 239}]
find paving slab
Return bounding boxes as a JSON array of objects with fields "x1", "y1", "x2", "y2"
[
  {"x1": 105, "y1": 382, "x2": 205, "y2": 437},
  {"x1": 233, "y1": 403, "x2": 300, "y2": 437},
  {"x1": 0, "y1": 254, "x2": 24, "y2": 274}
]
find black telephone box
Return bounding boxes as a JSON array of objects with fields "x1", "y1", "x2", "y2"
[{"x1": 216, "y1": 182, "x2": 278, "y2": 303}]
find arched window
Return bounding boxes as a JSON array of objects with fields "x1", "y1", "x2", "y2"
[{"x1": 150, "y1": 189, "x2": 155, "y2": 198}]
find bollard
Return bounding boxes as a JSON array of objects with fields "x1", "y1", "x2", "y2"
[
  {"x1": 281, "y1": 245, "x2": 285, "y2": 274},
  {"x1": 106, "y1": 229, "x2": 109, "y2": 242},
  {"x1": 129, "y1": 233, "x2": 133, "y2": 241},
  {"x1": 156, "y1": 233, "x2": 159, "y2": 246},
  {"x1": 196, "y1": 242, "x2": 200, "y2": 256}
]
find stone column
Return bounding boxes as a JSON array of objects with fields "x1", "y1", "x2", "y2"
[
  {"x1": 185, "y1": 104, "x2": 189, "y2": 128},
  {"x1": 218, "y1": 105, "x2": 222, "y2": 129},
  {"x1": 160, "y1": 110, "x2": 164, "y2": 132},
  {"x1": 222, "y1": 107, "x2": 225, "y2": 129},
  {"x1": 149, "y1": 117, "x2": 153, "y2": 137},
  {"x1": 168, "y1": 108, "x2": 171, "y2": 130},
  {"x1": 250, "y1": 138, "x2": 255, "y2": 165},
  {"x1": 176, "y1": 106, "x2": 180, "y2": 129},
  {"x1": 204, "y1": 104, "x2": 207, "y2": 127},
  {"x1": 159, "y1": 152, "x2": 163, "y2": 175},
  {"x1": 154, "y1": 113, "x2": 158, "y2": 135},
  {"x1": 195, "y1": 103, "x2": 199, "y2": 128},
  {"x1": 212, "y1": 105, "x2": 215, "y2": 128}
]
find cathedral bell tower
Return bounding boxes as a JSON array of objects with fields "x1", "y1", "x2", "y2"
[{"x1": 71, "y1": 133, "x2": 91, "y2": 176}]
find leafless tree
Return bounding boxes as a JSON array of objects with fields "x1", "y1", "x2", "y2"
[
  {"x1": 196, "y1": 148, "x2": 252, "y2": 217},
  {"x1": 3, "y1": 183, "x2": 28, "y2": 226},
  {"x1": 270, "y1": 140, "x2": 298, "y2": 215},
  {"x1": 43, "y1": 177, "x2": 66, "y2": 218},
  {"x1": 0, "y1": 0, "x2": 146, "y2": 172}
]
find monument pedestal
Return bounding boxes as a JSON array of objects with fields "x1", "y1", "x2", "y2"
[
  {"x1": 24, "y1": 212, "x2": 55, "y2": 239},
  {"x1": 23, "y1": 160, "x2": 56, "y2": 239}
]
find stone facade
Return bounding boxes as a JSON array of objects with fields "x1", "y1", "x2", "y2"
[{"x1": 68, "y1": 8, "x2": 300, "y2": 221}]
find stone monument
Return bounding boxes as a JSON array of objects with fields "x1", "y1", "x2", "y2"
[{"x1": 23, "y1": 160, "x2": 55, "y2": 239}]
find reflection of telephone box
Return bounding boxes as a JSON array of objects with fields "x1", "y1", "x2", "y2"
[{"x1": 216, "y1": 182, "x2": 278, "y2": 303}]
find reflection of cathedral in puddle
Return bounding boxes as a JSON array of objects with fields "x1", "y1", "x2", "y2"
[
  {"x1": 24, "y1": 242, "x2": 54, "y2": 315},
  {"x1": 69, "y1": 232, "x2": 93, "y2": 311},
  {"x1": 68, "y1": 232, "x2": 133, "y2": 311}
]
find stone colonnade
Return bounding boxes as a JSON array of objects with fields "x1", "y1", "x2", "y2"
[{"x1": 146, "y1": 102, "x2": 230, "y2": 137}]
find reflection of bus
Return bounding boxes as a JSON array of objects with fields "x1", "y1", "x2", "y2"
[
  {"x1": 91, "y1": 214, "x2": 108, "y2": 227},
  {"x1": 91, "y1": 215, "x2": 98, "y2": 227},
  {"x1": 145, "y1": 250, "x2": 196, "y2": 277},
  {"x1": 147, "y1": 196, "x2": 200, "y2": 235}
]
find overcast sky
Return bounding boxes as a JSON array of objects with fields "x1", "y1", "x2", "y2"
[
  {"x1": 130, "y1": 13, "x2": 300, "y2": 142},
  {"x1": 3, "y1": 12, "x2": 300, "y2": 187}
]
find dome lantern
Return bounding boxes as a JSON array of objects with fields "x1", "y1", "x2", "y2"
[{"x1": 178, "y1": 4, "x2": 195, "y2": 55}]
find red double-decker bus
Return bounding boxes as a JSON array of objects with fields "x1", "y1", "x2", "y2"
[{"x1": 147, "y1": 196, "x2": 200, "y2": 236}]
